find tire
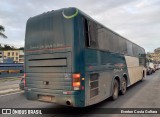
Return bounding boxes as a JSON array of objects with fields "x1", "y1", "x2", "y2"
[
  {"x1": 111, "y1": 79, "x2": 119, "y2": 100},
  {"x1": 140, "y1": 71, "x2": 145, "y2": 82},
  {"x1": 120, "y1": 78, "x2": 127, "y2": 95}
]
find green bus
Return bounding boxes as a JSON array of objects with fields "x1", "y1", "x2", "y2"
[{"x1": 24, "y1": 7, "x2": 146, "y2": 107}]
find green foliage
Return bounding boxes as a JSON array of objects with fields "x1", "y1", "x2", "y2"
[
  {"x1": 19, "y1": 47, "x2": 24, "y2": 50},
  {"x1": 0, "y1": 25, "x2": 7, "y2": 38},
  {"x1": 0, "y1": 44, "x2": 24, "y2": 50}
]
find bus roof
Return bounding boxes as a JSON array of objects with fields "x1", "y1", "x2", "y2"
[{"x1": 27, "y1": 7, "x2": 145, "y2": 52}]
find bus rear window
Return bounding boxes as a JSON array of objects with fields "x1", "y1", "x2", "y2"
[{"x1": 25, "y1": 10, "x2": 74, "y2": 51}]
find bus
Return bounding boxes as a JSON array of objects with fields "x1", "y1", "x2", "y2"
[{"x1": 24, "y1": 7, "x2": 146, "y2": 107}]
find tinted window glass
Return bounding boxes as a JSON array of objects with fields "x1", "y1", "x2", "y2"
[
  {"x1": 89, "y1": 21, "x2": 99, "y2": 48},
  {"x1": 127, "y1": 41, "x2": 133, "y2": 56},
  {"x1": 84, "y1": 19, "x2": 90, "y2": 47},
  {"x1": 84, "y1": 19, "x2": 145, "y2": 57},
  {"x1": 25, "y1": 10, "x2": 74, "y2": 50}
]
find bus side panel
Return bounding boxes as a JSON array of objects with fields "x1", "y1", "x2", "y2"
[
  {"x1": 72, "y1": 14, "x2": 86, "y2": 107},
  {"x1": 125, "y1": 56, "x2": 143, "y2": 85},
  {"x1": 84, "y1": 49, "x2": 127, "y2": 106},
  {"x1": 85, "y1": 71, "x2": 114, "y2": 106}
]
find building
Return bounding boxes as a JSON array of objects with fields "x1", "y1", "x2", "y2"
[
  {"x1": 3, "y1": 50, "x2": 24, "y2": 63},
  {"x1": 19, "y1": 50, "x2": 24, "y2": 63},
  {"x1": 3, "y1": 50, "x2": 19, "y2": 63},
  {"x1": 155, "y1": 47, "x2": 160, "y2": 53},
  {"x1": 147, "y1": 47, "x2": 160, "y2": 64},
  {"x1": 150, "y1": 53, "x2": 160, "y2": 63},
  {"x1": 153, "y1": 47, "x2": 160, "y2": 63}
]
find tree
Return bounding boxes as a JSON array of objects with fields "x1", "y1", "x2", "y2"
[
  {"x1": 0, "y1": 44, "x2": 3, "y2": 50},
  {"x1": 3, "y1": 44, "x2": 12, "y2": 50},
  {"x1": 0, "y1": 25, "x2": 7, "y2": 38},
  {"x1": 19, "y1": 47, "x2": 24, "y2": 50}
]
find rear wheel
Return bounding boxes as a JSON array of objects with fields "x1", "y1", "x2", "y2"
[
  {"x1": 120, "y1": 78, "x2": 127, "y2": 95},
  {"x1": 111, "y1": 79, "x2": 119, "y2": 100},
  {"x1": 141, "y1": 71, "x2": 145, "y2": 82}
]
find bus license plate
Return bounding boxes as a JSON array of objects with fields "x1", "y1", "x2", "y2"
[{"x1": 38, "y1": 95, "x2": 52, "y2": 102}]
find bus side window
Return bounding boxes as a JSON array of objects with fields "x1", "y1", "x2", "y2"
[{"x1": 84, "y1": 19, "x2": 90, "y2": 47}]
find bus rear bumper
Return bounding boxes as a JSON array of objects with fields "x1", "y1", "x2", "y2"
[{"x1": 25, "y1": 88, "x2": 84, "y2": 107}]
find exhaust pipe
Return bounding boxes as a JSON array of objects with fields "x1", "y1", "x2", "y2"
[{"x1": 66, "y1": 100, "x2": 71, "y2": 105}]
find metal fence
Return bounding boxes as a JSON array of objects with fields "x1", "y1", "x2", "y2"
[{"x1": 0, "y1": 63, "x2": 24, "y2": 74}]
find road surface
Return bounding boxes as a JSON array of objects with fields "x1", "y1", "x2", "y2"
[
  {"x1": 0, "y1": 73, "x2": 23, "y2": 78},
  {"x1": 0, "y1": 70, "x2": 160, "y2": 117}
]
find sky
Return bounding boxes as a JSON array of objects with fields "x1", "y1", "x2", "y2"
[{"x1": 0, "y1": 0, "x2": 160, "y2": 52}]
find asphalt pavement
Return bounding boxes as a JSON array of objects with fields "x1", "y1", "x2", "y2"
[
  {"x1": 0, "y1": 70, "x2": 160, "y2": 117},
  {"x1": 0, "y1": 73, "x2": 22, "y2": 95}
]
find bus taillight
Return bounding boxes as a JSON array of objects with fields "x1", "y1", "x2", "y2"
[
  {"x1": 72, "y1": 73, "x2": 81, "y2": 90},
  {"x1": 72, "y1": 74, "x2": 80, "y2": 78},
  {"x1": 73, "y1": 82, "x2": 80, "y2": 87},
  {"x1": 24, "y1": 73, "x2": 26, "y2": 86}
]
